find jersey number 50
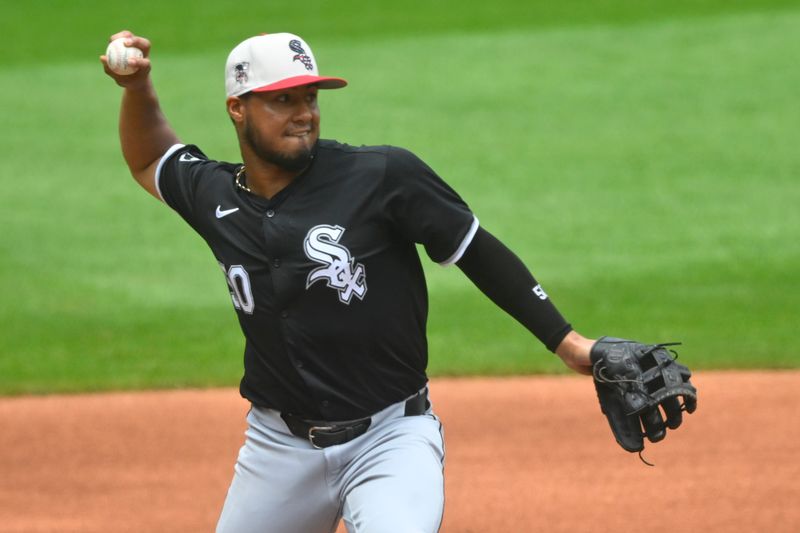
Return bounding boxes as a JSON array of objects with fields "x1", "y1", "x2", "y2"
[{"x1": 219, "y1": 262, "x2": 255, "y2": 315}]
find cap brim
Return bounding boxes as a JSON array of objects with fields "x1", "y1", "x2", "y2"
[{"x1": 251, "y1": 75, "x2": 348, "y2": 92}]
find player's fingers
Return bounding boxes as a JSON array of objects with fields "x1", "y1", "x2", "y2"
[
  {"x1": 100, "y1": 55, "x2": 114, "y2": 75},
  {"x1": 109, "y1": 30, "x2": 135, "y2": 42},
  {"x1": 126, "y1": 56, "x2": 151, "y2": 71},
  {"x1": 107, "y1": 32, "x2": 151, "y2": 57},
  {"x1": 661, "y1": 397, "x2": 683, "y2": 429},
  {"x1": 640, "y1": 407, "x2": 666, "y2": 443},
  {"x1": 100, "y1": 55, "x2": 151, "y2": 87},
  {"x1": 127, "y1": 36, "x2": 151, "y2": 56}
]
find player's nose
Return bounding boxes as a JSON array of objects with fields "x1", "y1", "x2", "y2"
[{"x1": 292, "y1": 100, "x2": 315, "y2": 123}]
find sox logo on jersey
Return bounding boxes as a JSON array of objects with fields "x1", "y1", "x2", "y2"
[{"x1": 304, "y1": 224, "x2": 367, "y2": 304}]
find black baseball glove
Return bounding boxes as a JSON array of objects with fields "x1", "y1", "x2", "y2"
[{"x1": 590, "y1": 337, "x2": 697, "y2": 454}]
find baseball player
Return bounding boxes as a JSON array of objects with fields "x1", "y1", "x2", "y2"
[{"x1": 102, "y1": 30, "x2": 597, "y2": 532}]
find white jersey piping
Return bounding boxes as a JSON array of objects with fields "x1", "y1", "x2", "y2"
[
  {"x1": 154, "y1": 143, "x2": 186, "y2": 202},
  {"x1": 439, "y1": 215, "x2": 480, "y2": 267}
]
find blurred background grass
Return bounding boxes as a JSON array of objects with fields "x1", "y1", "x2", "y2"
[{"x1": 1, "y1": 0, "x2": 798, "y2": 394}]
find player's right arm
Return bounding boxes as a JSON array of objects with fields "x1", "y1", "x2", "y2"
[{"x1": 101, "y1": 31, "x2": 180, "y2": 200}]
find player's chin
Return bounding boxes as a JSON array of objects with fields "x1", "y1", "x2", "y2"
[{"x1": 271, "y1": 141, "x2": 316, "y2": 172}]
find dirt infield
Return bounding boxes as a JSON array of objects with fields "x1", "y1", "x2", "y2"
[{"x1": 1, "y1": 371, "x2": 798, "y2": 532}]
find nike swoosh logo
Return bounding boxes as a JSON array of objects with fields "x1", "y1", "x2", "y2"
[
  {"x1": 179, "y1": 153, "x2": 203, "y2": 162},
  {"x1": 215, "y1": 206, "x2": 240, "y2": 219}
]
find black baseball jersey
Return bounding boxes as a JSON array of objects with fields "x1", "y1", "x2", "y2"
[{"x1": 156, "y1": 140, "x2": 477, "y2": 420}]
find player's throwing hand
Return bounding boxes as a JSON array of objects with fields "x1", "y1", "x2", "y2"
[{"x1": 100, "y1": 31, "x2": 151, "y2": 88}]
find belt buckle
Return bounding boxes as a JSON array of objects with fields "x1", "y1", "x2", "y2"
[{"x1": 308, "y1": 425, "x2": 335, "y2": 449}]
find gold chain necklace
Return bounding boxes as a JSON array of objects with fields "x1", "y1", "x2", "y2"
[{"x1": 235, "y1": 165, "x2": 251, "y2": 193}]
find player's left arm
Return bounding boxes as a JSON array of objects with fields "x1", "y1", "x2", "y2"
[
  {"x1": 456, "y1": 227, "x2": 594, "y2": 374},
  {"x1": 553, "y1": 331, "x2": 594, "y2": 375},
  {"x1": 458, "y1": 228, "x2": 698, "y2": 454}
]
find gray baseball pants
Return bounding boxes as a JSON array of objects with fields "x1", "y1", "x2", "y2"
[{"x1": 216, "y1": 389, "x2": 445, "y2": 533}]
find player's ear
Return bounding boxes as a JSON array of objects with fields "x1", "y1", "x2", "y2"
[{"x1": 226, "y1": 95, "x2": 246, "y2": 124}]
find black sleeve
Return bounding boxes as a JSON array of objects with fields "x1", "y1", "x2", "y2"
[
  {"x1": 382, "y1": 146, "x2": 476, "y2": 264},
  {"x1": 155, "y1": 143, "x2": 212, "y2": 226},
  {"x1": 456, "y1": 227, "x2": 572, "y2": 353}
]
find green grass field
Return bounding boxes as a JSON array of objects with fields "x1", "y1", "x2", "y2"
[{"x1": 1, "y1": 1, "x2": 798, "y2": 394}]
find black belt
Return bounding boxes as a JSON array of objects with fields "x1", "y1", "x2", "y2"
[{"x1": 280, "y1": 388, "x2": 430, "y2": 449}]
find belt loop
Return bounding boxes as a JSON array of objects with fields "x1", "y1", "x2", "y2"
[{"x1": 404, "y1": 387, "x2": 429, "y2": 416}]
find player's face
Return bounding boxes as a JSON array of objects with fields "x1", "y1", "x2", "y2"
[{"x1": 241, "y1": 85, "x2": 320, "y2": 172}]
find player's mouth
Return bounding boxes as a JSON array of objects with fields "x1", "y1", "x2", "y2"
[{"x1": 286, "y1": 129, "x2": 312, "y2": 138}]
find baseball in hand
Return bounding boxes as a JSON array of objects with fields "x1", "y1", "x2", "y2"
[{"x1": 106, "y1": 38, "x2": 144, "y2": 75}]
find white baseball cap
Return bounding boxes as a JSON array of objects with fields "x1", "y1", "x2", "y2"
[{"x1": 225, "y1": 33, "x2": 347, "y2": 97}]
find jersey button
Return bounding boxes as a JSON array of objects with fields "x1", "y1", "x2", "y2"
[
  {"x1": 321, "y1": 400, "x2": 330, "y2": 408},
  {"x1": 272, "y1": 258, "x2": 281, "y2": 268},
  {"x1": 266, "y1": 209, "x2": 275, "y2": 218},
  {"x1": 295, "y1": 360, "x2": 304, "y2": 369},
  {"x1": 280, "y1": 310, "x2": 289, "y2": 319}
]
